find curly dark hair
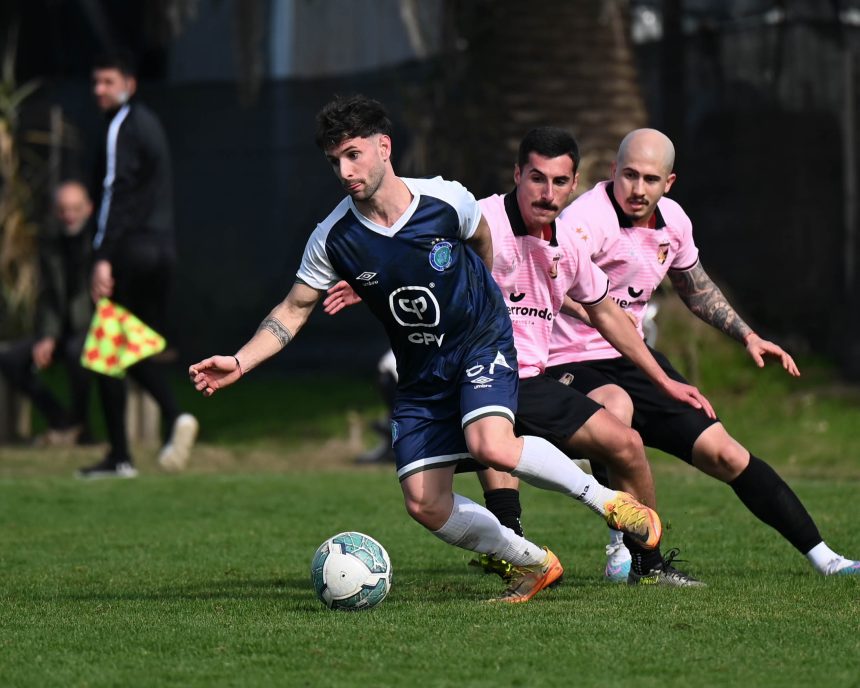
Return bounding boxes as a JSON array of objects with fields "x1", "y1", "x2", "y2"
[
  {"x1": 315, "y1": 94, "x2": 393, "y2": 150},
  {"x1": 518, "y1": 127, "x2": 580, "y2": 172}
]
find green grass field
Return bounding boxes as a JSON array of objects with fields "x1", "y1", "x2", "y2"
[{"x1": 2, "y1": 303, "x2": 860, "y2": 687}]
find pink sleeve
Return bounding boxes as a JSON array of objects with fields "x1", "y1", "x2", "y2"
[
  {"x1": 567, "y1": 243, "x2": 610, "y2": 306},
  {"x1": 670, "y1": 211, "x2": 699, "y2": 271}
]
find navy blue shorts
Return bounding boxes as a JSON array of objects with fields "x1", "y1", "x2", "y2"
[{"x1": 393, "y1": 344, "x2": 519, "y2": 482}]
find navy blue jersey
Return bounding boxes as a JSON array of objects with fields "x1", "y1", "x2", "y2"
[{"x1": 297, "y1": 177, "x2": 515, "y2": 397}]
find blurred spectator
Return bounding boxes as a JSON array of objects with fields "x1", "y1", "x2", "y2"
[
  {"x1": 77, "y1": 51, "x2": 197, "y2": 479},
  {"x1": 0, "y1": 180, "x2": 94, "y2": 446},
  {"x1": 354, "y1": 349, "x2": 397, "y2": 464}
]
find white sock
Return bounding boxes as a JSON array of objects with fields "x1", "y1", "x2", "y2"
[
  {"x1": 805, "y1": 541, "x2": 851, "y2": 574},
  {"x1": 432, "y1": 493, "x2": 544, "y2": 566},
  {"x1": 511, "y1": 435, "x2": 616, "y2": 515},
  {"x1": 608, "y1": 528, "x2": 625, "y2": 549}
]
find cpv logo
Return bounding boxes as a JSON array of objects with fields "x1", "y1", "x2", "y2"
[{"x1": 389, "y1": 286, "x2": 441, "y2": 327}]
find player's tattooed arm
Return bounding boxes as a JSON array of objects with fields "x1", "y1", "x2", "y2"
[
  {"x1": 667, "y1": 262, "x2": 753, "y2": 343},
  {"x1": 257, "y1": 316, "x2": 293, "y2": 348}
]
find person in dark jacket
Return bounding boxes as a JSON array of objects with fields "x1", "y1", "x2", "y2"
[
  {"x1": 0, "y1": 180, "x2": 94, "y2": 445},
  {"x1": 78, "y1": 52, "x2": 197, "y2": 479}
]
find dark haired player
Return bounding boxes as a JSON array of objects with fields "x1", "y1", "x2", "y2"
[{"x1": 189, "y1": 95, "x2": 665, "y2": 603}]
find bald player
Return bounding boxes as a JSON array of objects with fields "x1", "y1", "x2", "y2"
[{"x1": 546, "y1": 128, "x2": 859, "y2": 580}]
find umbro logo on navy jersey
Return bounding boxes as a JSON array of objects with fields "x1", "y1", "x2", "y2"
[
  {"x1": 356, "y1": 271, "x2": 377, "y2": 281},
  {"x1": 510, "y1": 292, "x2": 526, "y2": 302},
  {"x1": 628, "y1": 286, "x2": 643, "y2": 298}
]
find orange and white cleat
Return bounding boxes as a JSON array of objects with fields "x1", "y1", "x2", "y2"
[
  {"x1": 489, "y1": 547, "x2": 564, "y2": 604},
  {"x1": 604, "y1": 491, "x2": 662, "y2": 550}
]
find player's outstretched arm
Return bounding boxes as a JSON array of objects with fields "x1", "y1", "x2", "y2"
[
  {"x1": 323, "y1": 280, "x2": 362, "y2": 315},
  {"x1": 585, "y1": 297, "x2": 716, "y2": 419},
  {"x1": 189, "y1": 281, "x2": 322, "y2": 397},
  {"x1": 668, "y1": 262, "x2": 800, "y2": 376}
]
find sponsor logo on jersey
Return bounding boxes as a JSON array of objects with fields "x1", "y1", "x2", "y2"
[
  {"x1": 657, "y1": 242, "x2": 670, "y2": 264},
  {"x1": 628, "y1": 286, "x2": 644, "y2": 298},
  {"x1": 472, "y1": 376, "x2": 493, "y2": 385},
  {"x1": 407, "y1": 332, "x2": 445, "y2": 347},
  {"x1": 389, "y1": 286, "x2": 441, "y2": 327},
  {"x1": 429, "y1": 240, "x2": 454, "y2": 272},
  {"x1": 509, "y1": 291, "x2": 526, "y2": 302},
  {"x1": 507, "y1": 305, "x2": 553, "y2": 321}
]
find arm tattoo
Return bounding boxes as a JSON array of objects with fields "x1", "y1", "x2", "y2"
[
  {"x1": 668, "y1": 263, "x2": 753, "y2": 343},
  {"x1": 258, "y1": 316, "x2": 293, "y2": 348}
]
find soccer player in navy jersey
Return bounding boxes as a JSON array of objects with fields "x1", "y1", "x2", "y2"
[{"x1": 189, "y1": 95, "x2": 664, "y2": 603}]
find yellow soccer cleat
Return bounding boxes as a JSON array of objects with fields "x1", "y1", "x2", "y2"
[
  {"x1": 468, "y1": 554, "x2": 516, "y2": 581},
  {"x1": 489, "y1": 547, "x2": 564, "y2": 604},
  {"x1": 604, "y1": 492, "x2": 662, "y2": 550}
]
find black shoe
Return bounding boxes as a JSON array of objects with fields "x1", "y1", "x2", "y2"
[
  {"x1": 355, "y1": 442, "x2": 396, "y2": 464},
  {"x1": 76, "y1": 456, "x2": 138, "y2": 479},
  {"x1": 627, "y1": 548, "x2": 706, "y2": 587}
]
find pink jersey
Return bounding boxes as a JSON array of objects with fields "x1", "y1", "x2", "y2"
[
  {"x1": 547, "y1": 181, "x2": 699, "y2": 365},
  {"x1": 480, "y1": 192, "x2": 609, "y2": 378}
]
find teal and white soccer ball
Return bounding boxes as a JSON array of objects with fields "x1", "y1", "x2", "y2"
[{"x1": 310, "y1": 531, "x2": 392, "y2": 611}]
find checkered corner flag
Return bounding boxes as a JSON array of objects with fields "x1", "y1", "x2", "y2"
[{"x1": 80, "y1": 298, "x2": 166, "y2": 378}]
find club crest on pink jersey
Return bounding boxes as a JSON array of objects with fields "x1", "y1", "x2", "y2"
[{"x1": 657, "y1": 242, "x2": 670, "y2": 264}]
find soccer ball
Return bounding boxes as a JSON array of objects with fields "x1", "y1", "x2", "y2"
[{"x1": 310, "y1": 531, "x2": 392, "y2": 611}]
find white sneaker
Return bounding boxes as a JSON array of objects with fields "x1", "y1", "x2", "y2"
[
  {"x1": 604, "y1": 542, "x2": 632, "y2": 583},
  {"x1": 158, "y1": 414, "x2": 199, "y2": 472},
  {"x1": 823, "y1": 557, "x2": 860, "y2": 576}
]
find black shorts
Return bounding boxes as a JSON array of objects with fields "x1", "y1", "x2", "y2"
[
  {"x1": 514, "y1": 373, "x2": 602, "y2": 446},
  {"x1": 546, "y1": 348, "x2": 719, "y2": 463}
]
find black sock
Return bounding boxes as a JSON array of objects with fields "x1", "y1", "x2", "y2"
[
  {"x1": 484, "y1": 488, "x2": 524, "y2": 536},
  {"x1": 625, "y1": 535, "x2": 663, "y2": 575},
  {"x1": 729, "y1": 454, "x2": 822, "y2": 553}
]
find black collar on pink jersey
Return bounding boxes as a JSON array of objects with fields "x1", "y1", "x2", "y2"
[
  {"x1": 605, "y1": 182, "x2": 667, "y2": 229},
  {"x1": 503, "y1": 189, "x2": 559, "y2": 246}
]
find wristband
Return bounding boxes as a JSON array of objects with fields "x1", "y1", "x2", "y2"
[{"x1": 233, "y1": 355, "x2": 244, "y2": 377}]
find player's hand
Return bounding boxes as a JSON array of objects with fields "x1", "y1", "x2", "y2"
[
  {"x1": 744, "y1": 333, "x2": 800, "y2": 377},
  {"x1": 323, "y1": 280, "x2": 362, "y2": 316},
  {"x1": 31, "y1": 337, "x2": 56, "y2": 369},
  {"x1": 659, "y1": 378, "x2": 716, "y2": 419},
  {"x1": 91, "y1": 260, "x2": 114, "y2": 301},
  {"x1": 189, "y1": 355, "x2": 242, "y2": 397}
]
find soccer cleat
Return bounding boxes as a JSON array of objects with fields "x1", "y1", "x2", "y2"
[
  {"x1": 603, "y1": 491, "x2": 662, "y2": 549},
  {"x1": 76, "y1": 457, "x2": 138, "y2": 480},
  {"x1": 824, "y1": 558, "x2": 860, "y2": 576},
  {"x1": 489, "y1": 547, "x2": 564, "y2": 603},
  {"x1": 627, "y1": 548, "x2": 706, "y2": 587},
  {"x1": 158, "y1": 413, "x2": 199, "y2": 472},
  {"x1": 468, "y1": 554, "x2": 516, "y2": 581},
  {"x1": 604, "y1": 542, "x2": 632, "y2": 583}
]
